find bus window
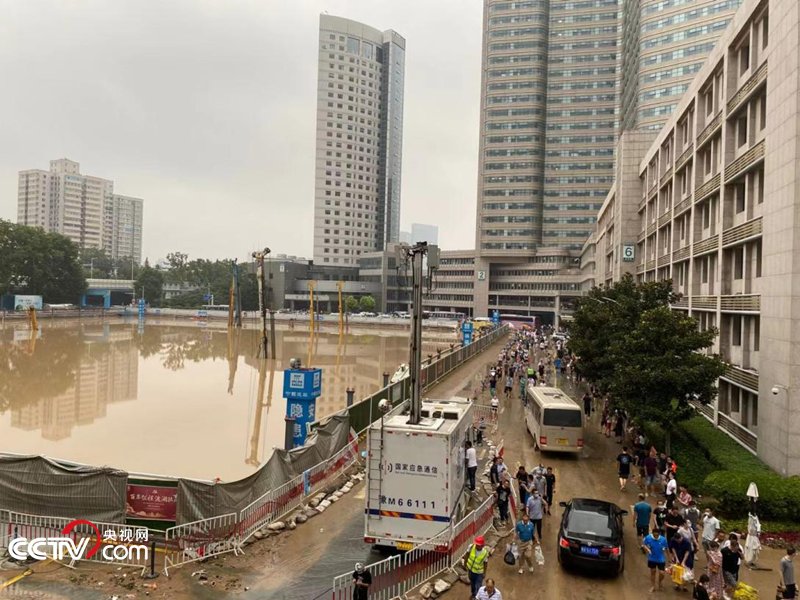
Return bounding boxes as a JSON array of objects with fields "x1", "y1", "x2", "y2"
[{"x1": 543, "y1": 408, "x2": 582, "y2": 428}]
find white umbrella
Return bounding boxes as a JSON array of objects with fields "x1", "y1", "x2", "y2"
[{"x1": 746, "y1": 482, "x2": 759, "y2": 500}]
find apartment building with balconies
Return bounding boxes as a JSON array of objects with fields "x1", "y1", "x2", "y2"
[{"x1": 590, "y1": 0, "x2": 799, "y2": 474}]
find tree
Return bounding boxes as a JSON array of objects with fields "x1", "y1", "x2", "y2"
[
  {"x1": 569, "y1": 274, "x2": 726, "y2": 452},
  {"x1": 608, "y1": 306, "x2": 726, "y2": 452},
  {"x1": 79, "y1": 248, "x2": 115, "y2": 279},
  {"x1": 345, "y1": 296, "x2": 359, "y2": 313},
  {"x1": 135, "y1": 265, "x2": 164, "y2": 306},
  {"x1": 0, "y1": 220, "x2": 86, "y2": 303},
  {"x1": 568, "y1": 274, "x2": 674, "y2": 391},
  {"x1": 359, "y1": 295, "x2": 376, "y2": 312}
]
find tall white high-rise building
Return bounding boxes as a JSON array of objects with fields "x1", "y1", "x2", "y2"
[
  {"x1": 17, "y1": 159, "x2": 143, "y2": 264},
  {"x1": 312, "y1": 15, "x2": 406, "y2": 267}
]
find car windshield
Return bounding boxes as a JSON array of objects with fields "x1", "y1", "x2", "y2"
[
  {"x1": 543, "y1": 408, "x2": 582, "y2": 428},
  {"x1": 566, "y1": 508, "x2": 614, "y2": 540}
]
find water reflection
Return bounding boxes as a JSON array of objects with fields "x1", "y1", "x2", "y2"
[{"x1": 0, "y1": 319, "x2": 456, "y2": 480}]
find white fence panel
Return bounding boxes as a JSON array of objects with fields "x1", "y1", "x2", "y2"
[{"x1": 164, "y1": 512, "x2": 239, "y2": 576}]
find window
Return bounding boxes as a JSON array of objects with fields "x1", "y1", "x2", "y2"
[
  {"x1": 734, "y1": 182, "x2": 746, "y2": 213},
  {"x1": 734, "y1": 247, "x2": 744, "y2": 279},
  {"x1": 701, "y1": 256, "x2": 709, "y2": 283},
  {"x1": 738, "y1": 37, "x2": 751, "y2": 75},
  {"x1": 754, "y1": 317, "x2": 760, "y2": 351},
  {"x1": 760, "y1": 14, "x2": 769, "y2": 49},
  {"x1": 701, "y1": 202, "x2": 711, "y2": 229},
  {"x1": 732, "y1": 315, "x2": 742, "y2": 346},
  {"x1": 755, "y1": 240, "x2": 762, "y2": 277},
  {"x1": 759, "y1": 94, "x2": 767, "y2": 131},
  {"x1": 736, "y1": 112, "x2": 748, "y2": 148}
]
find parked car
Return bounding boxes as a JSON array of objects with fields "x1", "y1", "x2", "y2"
[{"x1": 557, "y1": 498, "x2": 627, "y2": 576}]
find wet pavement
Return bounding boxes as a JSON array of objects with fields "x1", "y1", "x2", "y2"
[{"x1": 468, "y1": 355, "x2": 785, "y2": 600}]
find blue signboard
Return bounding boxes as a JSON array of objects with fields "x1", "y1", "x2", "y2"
[
  {"x1": 491, "y1": 310, "x2": 500, "y2": 325},
  {"x1": 284, "y1": 368, "x2": 323, "y2": 447},
  {"x1": 462, "y1": 321, "x2": 474, "y2": 346},
  {"x1": 283, "y1": 368, "x2": 322, "y2": 400},
  {"x1": 137, "y1": 298, "x2": 145, "y2": 319}
]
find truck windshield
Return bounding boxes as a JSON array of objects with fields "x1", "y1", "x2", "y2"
[{"x1": 543, "y1": 408, "x2": 582, "y2": 428}]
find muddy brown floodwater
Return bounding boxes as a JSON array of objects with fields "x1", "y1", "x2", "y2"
[{"x1": 0, "y1": 318, "x2": 457, "y2": 481}]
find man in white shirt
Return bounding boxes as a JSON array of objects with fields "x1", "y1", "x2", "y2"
[
  {"x1": 476, "y1": 578, "x2": 502, "y2": 600},
  {"x1": 465, "y1": 441, "x2": 478, "y2": 491},
  {"x1": 701, "y1": 508, "x2": 721, "y2": 553}
]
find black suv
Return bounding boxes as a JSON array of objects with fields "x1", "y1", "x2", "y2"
[{"x1": 557, "y1": 498, "x2": 627, "y2": 576}]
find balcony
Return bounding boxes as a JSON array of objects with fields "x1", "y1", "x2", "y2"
[
  {"x1": 720, "y1": 294, "x2": 760, "y2": 312},
  {"x1": 693, "y1": 235, "x2": 719, "y2": 256},
  {"x1": 725, "y1": 140, "x2": 765, "y2": 182},
  {"x1": 695, "y1": 173, "x2": 721, "y2": 202},
  {"x1": 721, "y1": 364, "x2": 759, "y2": 393},
  {"x1": 722, "y1": 217, "x2": 763, "y2": 247},
  {"x1": 657, "y1": 254, "x2": 671, "y2": 267},
  {"x1": 636, "y1": 263, "x2": 645, "y2": 274},
  {"x1": 718, "y1": 413, "x2": 757, "y2": 453},
  {"x1": 726, "y1": 61, "x2": 768, "y2": 116},
  {"x1": 673, "y1": 195, "x2": 692, "y2": 217},
  {"x1": 671, "y1": 296, "x2": 689, "y2": 308},
  {"x1": 658, "y1": 211, "x2": 672, "y2": 228},
  {"x1": 675, "y1": 143, "x2": 694, "y2": 171},
  {"x1": 637, "y1": 229, "x2": 646, "y2": 243},
  {"x1": 647, "y1": 222, "x2": 657, "y2": 236},
  {"x1": 697, "y1": 111, "x2": 722, "y2": 149},
  {"x1": 672, "y1": 245, "x2": 691, "y2": 262},
  {"x1": 660, "y1": 168, "x2": 673, "y2": 188},
  {"x1": 692, "y1": 295, "x2": 718, "y2": 310},
  {"x1": 646, "y1": 259, "x2": 656, "y2": 271}
]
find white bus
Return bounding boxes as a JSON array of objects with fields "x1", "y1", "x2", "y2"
[{"x1": 524, "y1": 385, "x2": 584, "y2": 453}]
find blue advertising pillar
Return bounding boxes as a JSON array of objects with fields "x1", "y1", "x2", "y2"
[
  {"x1": 283, "y1": 368, "x2": 323, "y2": 447},
  {"x1": 491, "y1": 310, "x2": 500, "y2": 327},
  {"x1": 461, "y1": 321, "x2": 474, "y2": 345}
]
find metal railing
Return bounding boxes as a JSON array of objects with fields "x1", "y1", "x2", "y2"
[
  {"x1": 3, "y1": 511, "x2": 158, "y2": 574},
  {"x1": 331, "y1": 494, "x2": 496, "y2": 600},
  {"x1": 237, "y1": 439, "x2": 359, "y2": 547},
  {"x1": 164, "y1": 512, "x2": 240, "y2": 576}
]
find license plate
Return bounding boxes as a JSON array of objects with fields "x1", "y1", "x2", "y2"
[
  {"x1": 397, "y1": 542, "x2": 413, "y2": 551},
  {"x1": 580, "y1": 546, "x2": 599, "y2": 556},
  {"x1": 557, "y1": 438, "x2": 569, "y2": 445}
]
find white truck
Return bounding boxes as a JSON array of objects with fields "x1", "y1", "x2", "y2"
[{"x1": 364, "y1": 397, "x2": 474, "y2": 550}]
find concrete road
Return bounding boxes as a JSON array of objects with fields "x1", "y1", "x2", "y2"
[{"x1": 478, "y1": 373, "x2": 784, "y2": 600}]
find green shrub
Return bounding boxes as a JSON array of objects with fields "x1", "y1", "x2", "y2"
[
  {"x1": 641, "y1": 421, "x2": 715, "y2": 493},
  {"x1": 680, "y1": 417, "x2": 768, "y2": 474},
  {"x1": 641, "y1": 416, "x2": 800, "y2": 522},
  {"x1": 703, "y1": 470, "x2": 800, "y2": 522}
]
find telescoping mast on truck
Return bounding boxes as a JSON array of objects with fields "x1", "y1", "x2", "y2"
[
  {"x1": 364, "y1": 397, "x2": 474, "y2": 550},
  {"x1": 363, "y1": 241, "x2": 482, "y2": 550}
]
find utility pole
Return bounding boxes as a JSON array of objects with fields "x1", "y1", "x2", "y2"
[
  {"x1": 252, "y1": 247, "x2": 270, "y2": 359},
  {"x1": 307, "y1": 280, "x2": 315, "y2": 367},
  {"x1": 398, "y1": 242, "x2": 435, "y2": 426},
  {"x1": 337, "y1": 280, "x2": 344, "y2": 338}
]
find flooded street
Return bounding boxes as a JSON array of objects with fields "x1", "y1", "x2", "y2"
[{"x1": 0, "y1": 318, "x2": 456, "y2": 481}]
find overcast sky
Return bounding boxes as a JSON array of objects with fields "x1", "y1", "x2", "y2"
[{"x1": 0, "y1": 1, "x2": 482, "y2": 264}]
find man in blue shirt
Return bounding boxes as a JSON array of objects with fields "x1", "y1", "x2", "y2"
[
  {"x1": 642, "y1": 528, "x2": 669, "y2": 593},
  {"x1": 633, "y1": 493, "x2": 652, "y2": 541},
  {"x1": 514, "y1": 512, "x2": 536, "y2": 574}
]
